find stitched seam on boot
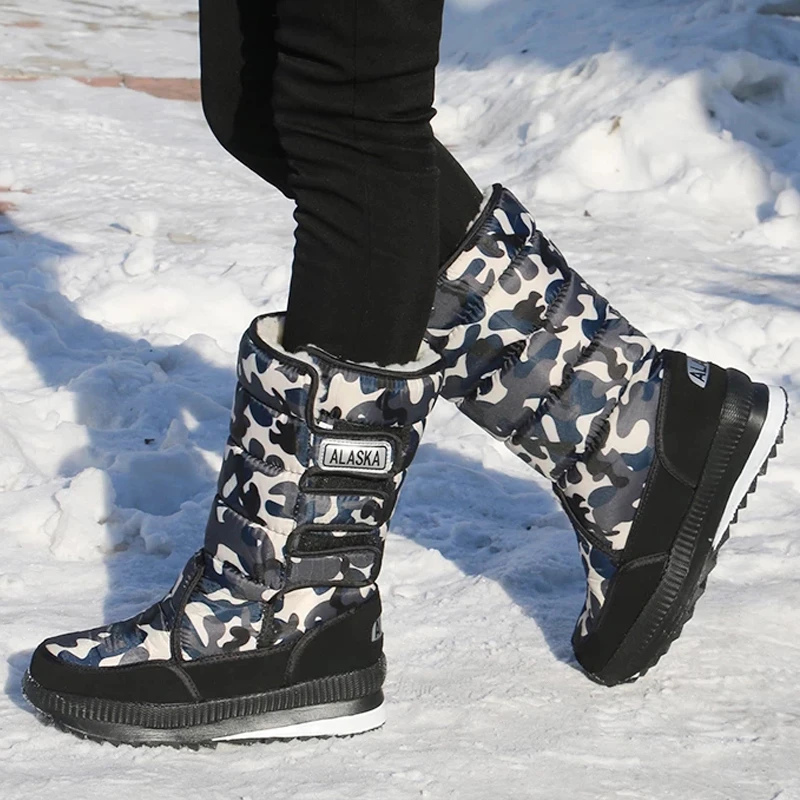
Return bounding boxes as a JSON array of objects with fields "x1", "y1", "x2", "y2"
[
  {"x1": 579, "y1": 527, "x2": 619, "y2": 560},
  {"x1": 622, "y1": 451, "x2": 671, "y2": 562},
  {"x1": 543, "y1": 320, "x2": 612, "y2": 412},
  {"x1": 556, "y1": 343, "x2": 661, "y2": 480},
  {"x1": 257, "y1": 603, "x2": 278, "y2": 649},
  {"x1": 285, "y1": 592, "x2": 378, "y2": 679},
  {"x1": 540, "y1": 269, "x2": 574, "y2": 329},
  {"x1": 510, "y1": 318, "x2": 612, "y2": 455},
  {"x1": 556, "y1": 395, "x2": 619, "y2": 481},
  {"x1": 555, "y1": 485, "x2": 621, "y2": 561},
  {"x1": 170, "y1": 662, "x2": 202, "y2": 702},
  {"x1": 217, "y1": 484, "x2": 296, "y2": 536},
  {"x1": 494, "y1": 338, "x2": 528, "y2": 382},
  {"x1": 226, "y1": 437, "x2": 305, "y2": 478},
  {"x1": 172, "y1": 555, "x2": 206, "y2": 664},
  {"x1": 233, "y1": 387, "x2": 306, "y2": 452},
  {"x1": 583, "y1": 552, "x2": 668, "y2": 638},
  {"x1": 653, "y1": 351, "x2": 720, "y2": 488},
  {"x1": 214, "y1": 495, "x2": 293, "y2": 542},
  {"x1": 457, "y1": 270, "x2": 572, "y2": 413},
  {"x1": 449, "y1": 261, "x2": 529, "y2": 334},
  {"x1": 236, "y1": 383, "x2": 296, "y2": 422},
  {"x1": 237, "y1": 350, "x2": 311, "y2": 417},
  {"x1": 458, "y1": 338, "x2": 527, "y2": 413}
]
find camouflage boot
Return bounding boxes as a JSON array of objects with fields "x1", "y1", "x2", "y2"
[
  {"x1": 426, "y1": 186, "x2": 787, "y2": 686},
  {"x1": 24, "y1": 312, "x2": 443, "y2": 745}
]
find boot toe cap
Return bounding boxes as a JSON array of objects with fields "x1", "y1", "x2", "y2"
[
  {"x1": 572, "y1": 554, "x2": 669, "y2": 684},
  {"x1": 27, "y1": 640, "x2": 194, "y2": 704}
]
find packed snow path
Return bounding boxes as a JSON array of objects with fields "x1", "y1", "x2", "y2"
[{"x1": 1, "y1": 1, "x2": 799, "y2": 798}]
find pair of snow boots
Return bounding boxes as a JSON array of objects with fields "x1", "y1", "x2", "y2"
[{"x1": 23, "y1": 187, "x2": 787, "y2": 745}]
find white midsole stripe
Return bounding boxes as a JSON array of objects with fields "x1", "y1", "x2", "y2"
[
  {"x1": 212, "y1": 703, "x2": 386, "y2": 742},
  {"x1": 712, "y1": 385, "x2": 786, "y2": 549}
]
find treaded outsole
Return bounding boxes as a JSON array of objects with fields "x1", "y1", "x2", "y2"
[
  {"x1": 22, "y1": 658, "x2": 386, "y2": 747},
  {"x1": 33, "y1": 714, "x2": 375, "y2": 750},
  {"x1": 589, "y1": 393, "x2": 787, "y2": 687}
]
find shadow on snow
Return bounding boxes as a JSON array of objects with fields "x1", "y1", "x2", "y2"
[{"x1": 1, "y1": 211, "x2": 583, "y2": 713}]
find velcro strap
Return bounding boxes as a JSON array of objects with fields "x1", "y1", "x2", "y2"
[
  {"x1": 284, "y1": 548, "x2": 381, "y2": 590},
  {"x1": 297, "y1": 490, "x2": 388, "y2": 528}
]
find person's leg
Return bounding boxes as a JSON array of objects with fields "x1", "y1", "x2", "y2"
[
  {"x1": 273, "y1": 0, "x2": 441, "y2": 363},
  {"x1": 434, "y1": 140, "x2": 484, "y2": 264},
  {"x1": 199, "y1": 0, "x2": 291, "y2": 197},
  {"x1": 198, "y1": 0, "x2": 483, "y2": 314}
]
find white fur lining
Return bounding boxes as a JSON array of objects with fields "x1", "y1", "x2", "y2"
[{"x1": 254, "y1": 314, "x2": 441, "y2": 373}]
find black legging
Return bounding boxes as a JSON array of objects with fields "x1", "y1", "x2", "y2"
[{"x1": 199, "y1": 0, "x2": 483, "y2": 364}]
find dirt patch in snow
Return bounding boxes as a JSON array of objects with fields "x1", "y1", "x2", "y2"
[{"x1": 0, "y1": 74, "x2": 200, "y2": 101}]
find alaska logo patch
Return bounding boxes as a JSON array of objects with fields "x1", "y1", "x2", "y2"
[
  {"x1": 318, "y1": 438, "x2": 393, "y2": 476},
  {"x1": 686, "y1": 357, "x2": 710, "y2": 389}
]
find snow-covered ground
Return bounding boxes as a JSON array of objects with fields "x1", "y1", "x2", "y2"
[{"x1": 1, "y1": 1, "x2": 799, "y2": 797}]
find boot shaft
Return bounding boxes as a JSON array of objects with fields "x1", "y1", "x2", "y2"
[
  {"x1": 207, "y1": 314, "x2": 441, "y2": 567},
  {"x1": 200, "y1": 313, "x2": 443, "y2": 651},
  {"x1": 427, "y1": 186, "x2": 663, "y2": 549}
]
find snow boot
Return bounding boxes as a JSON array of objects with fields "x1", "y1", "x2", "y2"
[
  {"x1": 426, "y1": 185, "x2": 787, "y2": 686},
  {"x1": 23, "y1": 312, "x2": 443, "y2": 744}
]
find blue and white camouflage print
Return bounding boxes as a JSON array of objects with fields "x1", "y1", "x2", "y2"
[
  {"x1": 180, "y1": 553, "x2": 268, "y2": 661},
  {"x1": 426, "y1": 186, "x2": 664, "y2": 639},
  {"x1": 44, "y1": 554, "x2": 198, "y2": 667},
  {"x1": 576, "y1": 536, "x2": 617, "y2": 639}
]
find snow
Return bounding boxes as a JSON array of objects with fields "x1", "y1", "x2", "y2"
[{"x1": 1, "y1": 1, "x2": 799, "y2": 798}]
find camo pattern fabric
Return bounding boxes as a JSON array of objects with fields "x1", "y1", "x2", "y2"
[
  {"x1": 427, "y1": 186, "x2": 662, "y2": 553},
  {"x1": 208, "y1": 317, "x2": 440, "y2": 574},
  {"x1": 180, "y1": 554, "x2": 267, "y2": 661},
  {"x1": 272, "y1": 585, "x2": 376, "y2": 647},
  {"x1": 240, "y1": 316, "x2": 442, "y2": 428},
  {"x1": 217, "y1": 439, "x2": 388, "y2": 535},
  {"x1": 426, "y1": 186, "x2": 665, "y2": 639},
  {"x1": 556, "y1": 352, "x2": 663, "y2": 551},
  {"x1": 200, "y1": 317, "x2": 441, "y2": 652},
  {"x1": 231, "y1": 382, "x2": 427, "y2": 477},
  {"x1": 285, "y1": 549, "x2": 380, "y2": 590},
  {"x1": 575, "y1": 536, "x2": 617, "y2": 639},
  {"x1": 204, "y1": 497, "x2": 288, "y2": 590},
  {"x1": 44, "y1": 553, "x2": 201, "y2": 667},
  {"x1": 42, "y1": 314, "x2": 442, "y2": 670}
]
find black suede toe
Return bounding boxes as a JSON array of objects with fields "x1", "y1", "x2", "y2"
[
  {"x1": 29, "y1": 644, "x2": 196, "y2": 704},
  {"x1": 572, "y1": 555, "x2": 668, "y2": 676}
]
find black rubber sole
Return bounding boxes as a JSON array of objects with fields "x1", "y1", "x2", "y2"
[
  {"x1": 586, "y1": 381, "x2": 787, "y2": 687},
  {"x1": 22, "y1": 658, "x2": 386, "y2": 747}
]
